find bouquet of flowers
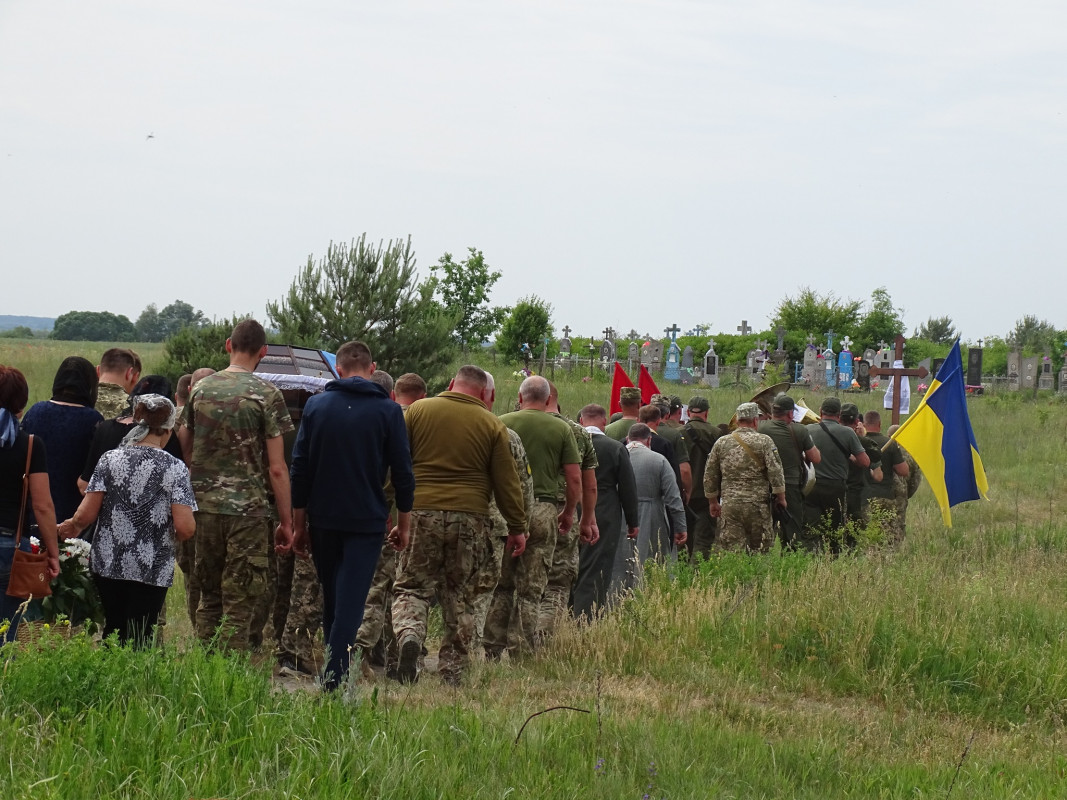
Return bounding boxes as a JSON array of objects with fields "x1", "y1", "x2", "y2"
[{"x1": 31, "y1": 537, "x2": 104, "y2": 631}]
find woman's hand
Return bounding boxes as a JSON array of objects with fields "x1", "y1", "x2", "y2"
[
  {"x1": 47, "y1": 554, "x2": 60, "y2": 580},
  {"x1": 57, "y1": 518, "x2": 78, "y2": 538}
]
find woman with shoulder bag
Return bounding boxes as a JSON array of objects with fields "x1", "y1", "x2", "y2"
[{"x1": 0, "y1": 366, "x2": 60, "y2": 644}]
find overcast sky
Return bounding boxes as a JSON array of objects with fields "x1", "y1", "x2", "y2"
[{"x1": 2, "y1": 0, "x2": 1064, "y2": 346}]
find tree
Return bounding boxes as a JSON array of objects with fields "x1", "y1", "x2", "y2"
[
  {"x1": 494, "y1": 295, "x2": 553, "y2": 364},
  {"x1": 0, "y1": 326, "x2": 34, "y2": 339},
  {"x1": 158, "y1": 315, "x2": 250, "y2": 385},
  {"x1": 914, "y1": 316, "x2": 957, "y2": 344},
  {"x1": 51, "y1": 311, "x2": 137, "y2": 342},
  {"x1": 135, "y1": 304, "x2": 166, "y2": 342},
  {"x1": 1007, "y1": 315, "x2": 1059, "y2": 354},
  {"x1": 265, "y1": 235, "x2": 460, "y2": 377},
  {"x1": 429, "y1": 247, "x2": 509, "y2": 350},
  {"x1": 855, "y1": 287, "x2": 906, "y2": 349},
  {"x1": 770, "y1": 288, "x2": 862, "y2": 343},
  {"x1": 136, "y1": 300, "x2": 207, "y2": 342}
]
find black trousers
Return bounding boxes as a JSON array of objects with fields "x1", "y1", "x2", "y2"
[
  {"x1": 800, "y1": 479, "x2": 847, "y2": 553},
  {"x1": 92, "y1": 574, "x2": 168, "y2": 647}
]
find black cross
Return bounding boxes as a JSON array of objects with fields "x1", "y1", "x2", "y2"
[{"x1": 561, "y1": 325, "x2": 572, "y2": 338}]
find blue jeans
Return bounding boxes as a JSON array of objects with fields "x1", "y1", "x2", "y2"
[
  {"x1": 310, "y1": 527, "x2": 385, "y2": 690},
  {"x1": 0, "y1": 534, "x2": 33, "y2": 645}
]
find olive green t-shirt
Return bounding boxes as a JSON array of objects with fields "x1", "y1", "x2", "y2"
[{"x1": 500, "y1": 409, "x2": 580, "y2": 500}]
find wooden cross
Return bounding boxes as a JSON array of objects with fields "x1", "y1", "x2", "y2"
[
  {"x1": 665, "y1": 323, "x2": 681, "y2": 341},
  {"x1": 737, "y1": 320, "x2": 751, "y2": 336},
  {"x1": 776, "y1": 326, "x2": 786, "y2": 350},
  {"x1": 869, "y1": 334, "x2": 929, "y2": 426},
  {"x1": 561, "y1": 325, "x2": 572, "y2": 338}
]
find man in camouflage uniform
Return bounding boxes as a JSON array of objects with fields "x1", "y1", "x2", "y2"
[
  {"x1": 94, "y1": 348, "x2": 141, "y2": 419},
  {"x1": 536, "y1": 382, "x2": 597, "y2": 641},
  {"x1": 177, "y1": 320, "x2": 294, "y2": 651},
  {"x1": 392, "y1": 365, "x2": 527, "y2": 684},
  {"x1": 356, "y1": 372, "x2": 427, "y2": 676},
  {"x1": 861, "y1": 411, "x2": 910, "y2": 546},
  {"x1": 484, "y1": 375, "x2": 579, "y2": 659},
  {"x1": 683, "y1": 395, "x2": 722, "y2": 558},
  {"x1": 887, "y1": 423, "x2": 923, "y2": 544},
  {"x1": 651, "y1": 394, "x2": 691, "y2": 504},
  {"x1": 704, "y1": 402, "x2": 786, "y2": 553}
]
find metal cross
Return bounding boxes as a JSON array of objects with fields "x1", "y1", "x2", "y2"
[
  {"x1": 602, "y1": 327, "x2": 613, "y2": 340},
  {"x1": 561, "y1": 325, "x2": 572, "y2": 338},
  {"x1": 840, "y1": 335, "x2": 853, "y2": 352},
  {"x1": 665, "y1": 323, "x2": 681, "y2": 341},
  {"x1": 694, "y1": 324, "x2": 706, "y2": 337},
  {"x1": 737, "y1": 320, "x2": 751, "y2": 336}
]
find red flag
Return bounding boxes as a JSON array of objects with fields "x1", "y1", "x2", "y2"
[
  {"x1": 638, "y1": 364, "x2": 659, "y2": 405},
  {"x1": 609, "y1": 361, "x2": 634, "y2": 416}
]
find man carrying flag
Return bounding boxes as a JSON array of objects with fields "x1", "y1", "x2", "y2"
[{"x1": 888, "y1": 339, "x2": 988, "y2": 526}]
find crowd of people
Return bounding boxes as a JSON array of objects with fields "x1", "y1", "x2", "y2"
[{"x1": 0, "y1": 319, "x2": 922, "y2": 685}]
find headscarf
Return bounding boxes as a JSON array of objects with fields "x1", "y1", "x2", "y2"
[
  {"x1": 124, "y1": 375, "x2": 173, "y2": 416},
  {"x1": 0, "y1": 409, "x2": 17, "y2": 448},
  {"x1": 51, "y1": 356, "x2": 99, "y2": 407},
  {"x1": 120, "y1": 394, "x2": 177, "y2": 446}
]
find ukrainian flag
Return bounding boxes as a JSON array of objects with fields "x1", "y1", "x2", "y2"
[{"x1": 889, "y1": 339, "x2": 988, "y2": 526}]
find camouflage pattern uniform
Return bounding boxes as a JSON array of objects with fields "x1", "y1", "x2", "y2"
[
  {"x1": 862, "y1": 431, "x2": 909, "y2": 546},
  {"x1": 94, "y1": 382, "x2": 129, "y2": 420},
  {"x1": 892, "y1": 447, "x2": 922, "y2": 544},
  {"x1": 354, "y1": 535, "x2": 397, "y2": 666},
  {"x1": 704, "y1": 429, "x2": 786, "y2": 552},
  {"x1": 537, "y1": 413, "x2": 597, "y2": 638},
  {"x1": 474, "y1": 429, "x2": 533, "y2": 650},
  {"x1": 276, "y1": 552, "x2": 323, "y2": 672},
  {"x1": 179, "y1": 370, "x2": 293, "y2": 651}
]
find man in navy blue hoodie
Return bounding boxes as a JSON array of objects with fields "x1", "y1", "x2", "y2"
[{"x1": 290, "y1": 341, "x2": 415, "y2": 690}]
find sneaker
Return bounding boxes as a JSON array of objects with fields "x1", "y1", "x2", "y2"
[{"x1": 396, "y1": 635, "x2": 421, "y2": 684}]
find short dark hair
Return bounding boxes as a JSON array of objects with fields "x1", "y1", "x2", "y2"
[
  {"x1": 370, "y1": 369, "x2": 394, "y2": 394},
  {"x1": 176, "y1": 374, "x2": 193, "y2": 404},
  {"x1": 628, "y1": 422, "x2": 652, "y2": 441},
  {"x1": 638, "y1": 404, "x2": 661, "y2": 423},
  {"x1": 335, "y1": 341, "x2": 373, "y2": 373},
  {"x1": 229, "y1": 319, "x2": 267, "y2": 355},
  {"x1": 863, "y1": 410, "x2": 882, "y2": 427},
  {"x1": 395, "y1": 372, "x2": 427, "y2": 400},
  {"x1": 132, "y1": 375, "x2": 173, "y2": 400},
  {"x1": 0, "y1": 366, "x2": 29, "y2": 415},
  {"x1": 579, "y1": 403, "x2": 606, "y2": 423},
  {"x1": 454, "y1": 364, "x2": 488, "y2": 391},
  {"x1": 99, "y1": 347, "x2": 141, "y2": 374}
]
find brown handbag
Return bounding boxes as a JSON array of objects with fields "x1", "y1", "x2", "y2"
[{"x1": 5, "y1": 435, "x2": 52, "y2": 598}]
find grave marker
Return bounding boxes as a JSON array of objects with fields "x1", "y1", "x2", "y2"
[
  {"x1": 869, "y1": 335, "x2": 929, "y2": 426},
  {"x1": 702, "y1": 339, "x2": 720, "y2": 388}
]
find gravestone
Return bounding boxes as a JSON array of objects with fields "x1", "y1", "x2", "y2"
[
  {"x1": 1021, "y1": 356, "x2": 1038, "y2": 390},
  {"x1": 663, "y1": 324, "x2": 681, "y2": 380},
  {"x1": 600, "y1": 338, "x2": 616, "y2": 364},
  {"x1": 966, "y1": 347, "x2": 982, "y2": 386},
  {"x1": 1038, "y1": 357, "x2": 1054, "y2": 390},
  {"x1": 641, "y1": 342, "x2": 652, "y2": 367},
  {"x1": 702, "y1": 339, "x2": 720, "y2": 388},
  {"x1": 823, "y1": 346, "x2": 835, "y2": 388},
  {"x1": 875, "y1": 342, "x2": 892, "y2": 372},
  {"x1": 627, "y1": 342, "x2": 639, "y2": 370},
  {"x1": 681, "y1": 345, "x2": 694, "y2": 371},
  {"x1": 855, "y1": 359, "x2": 871, "y2": 391},
  {"x1": 746, "y1": 348, "x2": 760, "y2": 374},
  {"x1": 863, "y1": 348, "x2": 877, "y2": 365},
  {"x1": 559, "y1": 325, "x2": 572, "y2": 356},
  {"x1": 837, "y1": 335, "x2": 854, "y2": 389},
  {"x1": 649, "y1": 341, "x2": 664, "y2": 372},
  {"x1": 802, "y1": 346, "x2": 817, "y2": 385},
  {"x1": 1007, "y1": 351, "x2": 1021, "y2": 391},
  {"x1": 812, "y1": 350, "x2": 827, "y2": 389}
]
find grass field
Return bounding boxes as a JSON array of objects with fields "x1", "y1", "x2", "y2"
[{"x1": 1, "y1": 338, "x2": 1065, "y2": 798}]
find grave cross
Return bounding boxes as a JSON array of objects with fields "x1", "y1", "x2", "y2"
[
  {"x1": 626, "y1": 329, "x2": 639, "y2": 340},
  {"x1": 976, "y1": 338, "x2": 983, "y2": 348},
  {"x1": 825, "y1": 330, "x2": 835, "y2": 351},
  {"x1": 603, "y1": 327, "x2": 614, "y2": 340},
  {"x1": 806, "y1": 333, "x2": 816, "y2": 347},
  {"x1": 737, "y1": 320, "x2": 752, "y2": 336},
  {"x1": 665, "y1": 323, "x2": 681, "y2": 341},
  {"x1": 776, "y1": 325, "x2": 786, "y2": 351},
  {"x1": 707, "y1": 338, "x2": 717, "y2": 351},
  {"x1": 694, "y1": 324, "x2": 707, "y2": 337},
  {"x1": 869, "y1": 334, "x2": 929, "y2": 426},
  {"x1": 561, "y1": 325, "x2": 572, "y2": 338},
  {"x1": 840, "y1": 335, "x2": 853, "y2": 352},
  {"x1": 877, "y1": 340, "x2": 889, "y2": 352}
]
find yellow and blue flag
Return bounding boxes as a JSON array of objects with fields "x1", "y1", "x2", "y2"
[{"x1": 888, "y1": 339, "x2": 988, "y2": 526}]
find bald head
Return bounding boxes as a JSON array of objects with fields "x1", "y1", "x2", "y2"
[{"x1": 518, "y1": 375, "x2": 551, "y2": 410}]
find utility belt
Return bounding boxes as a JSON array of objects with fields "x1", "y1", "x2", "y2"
[{"x1": 535, "y1": 496, "x2": 561, "y2": 505}]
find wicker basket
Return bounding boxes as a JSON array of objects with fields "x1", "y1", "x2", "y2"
[{"x1": 15, "y1": 619, "x2": 77, "y2": 644}]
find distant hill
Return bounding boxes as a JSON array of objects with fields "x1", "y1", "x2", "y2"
[{"x1": 0, "y1": 315, "x2": 54, "y2": 332}]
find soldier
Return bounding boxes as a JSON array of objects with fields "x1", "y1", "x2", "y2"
[
  {"x1": 573, "y1": 404, "x2": 639, "y2": 619},
  {"x1": 392, "y1": 365, "x2": 527, "y2": 685},
  {"x1": 356, "y1": 371, "x2": 427, "y2": 676},
  {"x1": 683, "y1": 395, "x2": 722, "y2": 558},
  {"x1": 604, "y1": 386, "x2": 642, "y2": 440},
  {"x1": 840, "y1": 402, "x2": 883, "y2": 528},
  {"x1": 537, "y1": 382, "x2": 598, "y2": 641},
  {"x1": 651, "y1": 394, "x2": 691, "y2": 504},
  {"x1": 484, "y1": 375, "x2": 579, "y2": 659},
  {"x1": 861, "y1": 411, "x2": 910, "y2": 546},
  {"x1": 177, "y1": 320, "x2": 294, "y2": 651},
  {"x1": 704, "y1": 402, "x2": 786, "y2": 553},
  {"x1": 803, "y1": 397, "x2": 870, "y2": 552},
  {"x1": 757, "y1": 395, "x2": 820, "y2": 549},
  {"x1": 94, "y1": 348, "x2": 141, "y2": 420},
  {"x1": 887, "y1": 423, "x2": 923, "y2": 543}
]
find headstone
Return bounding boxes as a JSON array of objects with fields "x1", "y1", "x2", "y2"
[
  {"x1": 802, "y1": 346, "x2": 817, "y2": 385},
  {"x1": 856, "y1": 359, "x2": 871, "y2": 391},
  {"x1": 863, "y1": 348, "x2": 877, "y2": 365},
  {"x1": 812, "y1": 350, "x2": 827, "y2": 389},
  {"x1": 664, "y1": 340, "x2": 681, "y2": 381},
  {"x1": 966, "y1": 347, "x2": 982, "y2": 386},
  {"x1": 746, "y1": 348, "x2": 759, "y2": 373},
  {"x1": 600, "y1": 338, "x2": 616, "y2": 364},
  {"x1": 737, "y1": 319, "x2": 752, "y2": 336},
  {"x1": 641, "y1": 341, "x2": 652, "y2": 367},
  {"x1": 702, "y1": 339, "x2": 720, "y2": 388},
  {"x1": 1007, "y1": 351, "x2": 1021, "y2": 391},
  {"x1": 681, "y1": 346, "x2": 694, "y2": 371},
  {"x1": 1021, "y1": 356, "x2": 1038, "y2": 390},
  {"x1": 559, "y1": 325, "x2": 572, "y2": 356},
  {"x1": 1039, "y1": 356, "x2": 1054, "y2": 390},
  {"x1": 628, "y1": 342, "x2": 639, "y2": 369},
  {"x1": 875, "y1": 344, "x2": 892, "y2": 372},
  {"x1": 931, "y1": 357, "x2": 946, "y2": 377},
  {"x1": 823, "y1": 342, "x2": 835, "y2": 388},
  {"x1": 650, "y1": 341, "x2": 664, "y2": 372},
  {"x1": 837, "y1": 335, "x2": 854, "y2": 389}
]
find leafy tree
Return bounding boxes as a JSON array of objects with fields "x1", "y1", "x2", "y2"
[
  {"x1": 495, "y1": 295, "x2": 553, "y2": 364},
  {"x1": 158, "y1": 315, "x2": 249, "y2": 384},
  {"x1": 855, "y1": 287, "x2": 906, "y2": 349},
  {"x1": 51, "y1": 311, "x2": 136, "y2": 342},
  {"x1": 0, "y1": 326, "x2": 34, "y2": 339},
  {"x1": 429, "y1": 247, "x2": 509, "y2": 350},
  {"x1": 136, "y1": 300, "x2": 207, "y2": 342},
  {"x1": 1007, "y1": 315, "x2": 1059, "y2": 354},
  {"x1": 914, "y1": 315, "x2": 957, "y2": 344},
  {"x1": 265, "y1": 234, "x2": 460, "y2": 377},
  {"x1": 135, "y1": 304, "x2": 166, "y2": 342},
  {"x1": 770, "y1": 288, "x2": 862, "y2": 344}
]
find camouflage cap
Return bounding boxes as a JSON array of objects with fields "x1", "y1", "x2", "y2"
[
  {"x1": 736, "y1": 402, "x2": 760, "y2": 420},
  {"x1": 620, "y1": 386, "x2": 641, "y2": 402},
  {"x1": 687, "y1": 395, "x2": 710, "y2": 413},
  {"x1": 649, "y1": 393, "x2": 669, "y2": 407}
]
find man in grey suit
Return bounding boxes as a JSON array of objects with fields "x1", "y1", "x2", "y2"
[{"x1": 572, "y1": 404, "x2": 639, "y2": 619}]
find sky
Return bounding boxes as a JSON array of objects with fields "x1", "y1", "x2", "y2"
[{"x1": 2, "y1": 0, "x2": 1065, "y2": 347}]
